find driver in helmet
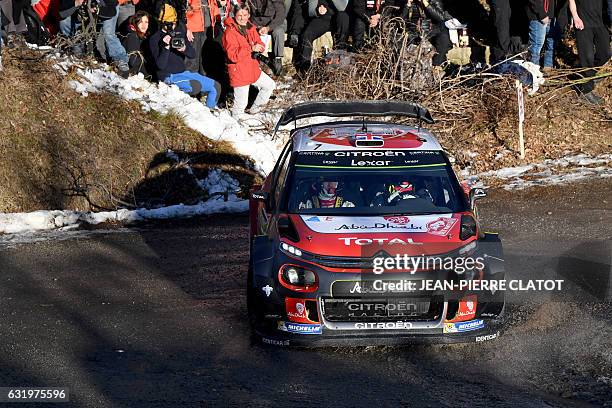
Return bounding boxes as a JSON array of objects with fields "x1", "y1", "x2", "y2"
[
  {"x1": 371, "y1": 180, "x2": 433, "y2": 206},
  {"x1": 299, "y1": 180, "x2": 355, "y2": 209}
]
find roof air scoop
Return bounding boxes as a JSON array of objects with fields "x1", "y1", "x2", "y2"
[{"x1": 353, "y1": 133, "x2": 385, "y2": 148}]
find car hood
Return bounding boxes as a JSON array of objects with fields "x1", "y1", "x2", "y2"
[{"x1": 288, "y1": 213, "x2": 472, "y2": 257}]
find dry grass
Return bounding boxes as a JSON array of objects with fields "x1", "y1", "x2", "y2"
[
  {"x1": 0, "y1": 48, "x2": 256, "y2": 213},
  {"x1": 297, "y1": 22, "x2": 612, "y2": 174}
]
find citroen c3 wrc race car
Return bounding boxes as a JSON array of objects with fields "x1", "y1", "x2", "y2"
[{"x1": 248, "y1": 101, "x2": 505, "y2": 347}]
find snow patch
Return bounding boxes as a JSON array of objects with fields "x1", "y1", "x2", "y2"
[
  {"x1": 468, "y1": 154, "x2": 612, "y2": 190},
  {"x1": 52, "y1": 56, "x2": 283, "y2": 174},
  {"x1": 0, "y1": 170, "x2": 247, "y2": 234}
]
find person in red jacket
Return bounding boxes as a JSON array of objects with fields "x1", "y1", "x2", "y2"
[
  {"x1": 222, "y1": 3, "x2": 276, "y2": 119},
  {"x1": 185, "y1": 0, "x2": 221, "y2": 75}
]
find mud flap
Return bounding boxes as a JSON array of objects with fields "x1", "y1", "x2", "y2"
[
  {"x1": 248, "y1": 236, "x2": 281, "y2": 327},
  {"x1": 476, "y1": 232, "x2": 505, "y2": 318}
]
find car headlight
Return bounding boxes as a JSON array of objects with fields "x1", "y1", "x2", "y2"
[{"x1": 279, "y1": 265, "x2": 318, "y2": 292}]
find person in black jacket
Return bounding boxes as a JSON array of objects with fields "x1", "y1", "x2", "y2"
[
  {"x1": 569, "y1": 0, "x2": 611, "y2": 105},
  {"x1": 150, "y1": 4, "x2": 221, "y2": 108},
  {"x1": 489, "y1": 0, "x2": 529, "y2": 63},
  {"x1": 351, "y1": 0, "x2": 388, "y2": 51},
  {"x1": 393, "y1": 0, "x2": 460, "y2": 66},
  {"x1": 297, "y1": 0, "x2": 349, "y2": 70},
  {"x1": 122, "y1": 10, "x2": 151, "y2": 76},
  {"x1": 248, "y1": 0, "x2": 286, "y2": 75},
  {"x1": 526, "y1": 0, "x2": 559, "y2": 70}
]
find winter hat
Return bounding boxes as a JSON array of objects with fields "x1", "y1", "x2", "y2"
[{"x1": 159, "y1": 4, "x2": 178, "y2": 23}]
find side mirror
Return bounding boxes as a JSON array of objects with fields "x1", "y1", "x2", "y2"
[
  {"x1": 278, "y1": 216, "x2": 299, "y2": 242},
  {"x1": 469, "y1": 187, "x2": 487, "y2": 209}
]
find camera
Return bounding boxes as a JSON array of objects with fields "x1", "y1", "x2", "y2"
[
  {"x1": 251, "y1": 51, "x2": 270, "y2": 66},
  {"x1": 160, "y1": 25, "x2": 186, "y2": 49},
  {"x1": 170, "y1": 33, "x2": 186, "y2": 49}
]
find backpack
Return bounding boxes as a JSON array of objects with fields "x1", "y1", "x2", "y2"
[{"x1": 23, "y1": 6, "x2": 50, "y2": 45}]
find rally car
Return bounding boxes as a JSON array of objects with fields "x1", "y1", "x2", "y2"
[{"x1": 248, "y1": 101, "x2": 505, "y2": 347}]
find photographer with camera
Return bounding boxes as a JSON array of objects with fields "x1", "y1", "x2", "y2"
[
  {"x1": 222, "y1": 3, "x2": 276, "y2": 119},
  {"x1": 150, "y1": 4, "x2": 221, "y2": 108}
]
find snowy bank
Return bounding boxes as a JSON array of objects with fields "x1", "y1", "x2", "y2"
[
  {"x1": 0, "y1": 169, "x2": 248, "y2": 234},
  {"x1": 52, "y1": 56, "x2": 283, "y2": 174},
  {"x1": 463, "y1": 154, "x2": 612, "y2": 190}
]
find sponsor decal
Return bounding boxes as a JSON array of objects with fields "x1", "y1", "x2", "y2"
[
  {"x1": 310, "y1": 128, "x2": 425, "y2": 149},
  {"x1": 475, "y1": 331, "x2": 500, "y2": 342},
  {"x1": 262, "y1": 285, "x2": 273, "y2": 297},
  {"x1": 447, "y1": 295, "x2": 477, "y2": 322},
  {"x1": 444, "y1": 319, "x2": 485, "y2": 333},
  {"x1": 339, "y1": 237, "x2": 420, "y2": 246},
  {"x1": 426, "y1": 217, "x2": 458, "y2": 236},
  {"x1": 335, "y1": 223, "x2": 423, "y2": 231},
  {"x1": 354, "y1": 321, "x2": 413, "y2": 330},
  {"x1": 262, "y1": 337, "x2": 290, "y2": 346},
  {"x1": 278, "y1": 321, "x2": 322, "y2": 335},
  {"x1": 285, "y1": 298, "x2": 318, "y2": 323},
  {"x1": 383, "y1": 215, "x2": 411, "y2": 225},
  {"x1": 300, "y1": 215, "x2": 453, "y2": 234}
]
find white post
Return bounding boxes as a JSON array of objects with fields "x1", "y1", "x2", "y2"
[{"x1": 516, "y1": 80, "x2": 525, "y2": 160}]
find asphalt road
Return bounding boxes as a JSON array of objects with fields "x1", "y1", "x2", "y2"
[{"x1": 0, "y1": 180, "x2": 610, "y2": 408}]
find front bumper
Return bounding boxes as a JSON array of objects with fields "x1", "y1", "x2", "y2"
[{"x1": 254, "y1": 316, "x2": 504, "y2": 347}]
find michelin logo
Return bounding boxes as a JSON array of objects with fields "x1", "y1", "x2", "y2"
[
  {"x1": 278, "y1": 321, "x2": 322, "y2": 335},
  {"x1": 444, "y1": 319, "x2": 485, "y2": 333}
]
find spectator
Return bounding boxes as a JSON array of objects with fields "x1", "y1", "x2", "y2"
[
  {"x1": 526, "y1": 0, "x2": 558, "y2": 72},
  {"x1": 247, "y1": 0, "x2": 286, "y2": 75},
  {"x1": 489, "y1": 0, "x2": 529, "y2": 63},
  {"x1": 122, "y1": 10, "x2": 151, "y2": 75},
  {"x1": 297, "y1": 0, "x2": 349, "y2": 70},
  {"x1": 351, "y1": 0, "x2": 388, "y2": 52},
  {"x1": 286, "y1": 0, "x2": 307, "y2": 48},
  {"x1": 568, "y1": 0, "x2": 611, "y2": 105},
  {"x1": 394, "y1": 0, "x2": 459, "y2": 67},
  {"x1": 58, "y1": 0, "x2": 130, "y2": 77},
  {"x1": 97, "y1": 0, "x2": 131, "y2": 76},
  {"x1": 117, "y1": 0, "x2": 139, "y2": 32},
  {"x1": 150, "y1": 4, "x2": 221, "y2": 108},
  {"x1": 0, "y1": 0, "x2": 27, "y2": 47},
  {"x1": 222, "y1": 4, "x2": 276, "y2": 118},
  {"x1": 185, "y1": 0, "x2": 220, "y2": 75},
  {"x1": 58, "y1": 0, "x2": 90, "y2": 55}
]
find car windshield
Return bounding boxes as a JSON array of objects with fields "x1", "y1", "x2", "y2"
[{"x1": 284, "y1": 150, "x2": 467, "y2": 215}]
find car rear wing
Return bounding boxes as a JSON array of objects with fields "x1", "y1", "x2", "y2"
[{"x1": 273, "y1": 100, "x2": 435, "y2": 137}]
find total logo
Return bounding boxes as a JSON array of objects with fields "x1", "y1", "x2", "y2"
[{"x1": 339, "y1": 237, "x2": 422, "y2": 246}]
